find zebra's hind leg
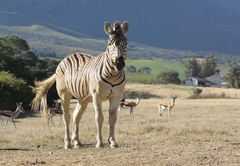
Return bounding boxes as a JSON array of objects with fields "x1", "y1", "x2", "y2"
[
  {"x1": 71, "y1": 101, "x2": 88, "y2": 148},
  {"x1": 61, "y1": 94, "x2": 72, "y2": 149}
]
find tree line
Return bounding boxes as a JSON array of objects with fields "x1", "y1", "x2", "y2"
[
  {"x1": 0, "y1": 35, "x2": 59, "y2": 110},
  {"x1": 126, "y1": 53, "x2": 240, "y2": 88}
]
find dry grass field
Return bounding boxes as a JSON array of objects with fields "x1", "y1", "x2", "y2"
[{"x1": 1, "y1": 84, "x2": 240, "y2": 166}]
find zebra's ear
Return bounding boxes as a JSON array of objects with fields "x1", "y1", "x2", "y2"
[
  {"x1": 104, "y1": 21, "x2": 113, "y2": 35},
  {"x1": 121, "y1": 21, "x2": 129, "y2": 35}
]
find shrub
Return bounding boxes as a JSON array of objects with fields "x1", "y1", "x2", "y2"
[{"x1": 0, "y1": 71, "x2": 33, "y2": 110}]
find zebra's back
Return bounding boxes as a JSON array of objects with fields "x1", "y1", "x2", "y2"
[{"x1": 56, "y1": 52, "x2": 118, "y2": 99}]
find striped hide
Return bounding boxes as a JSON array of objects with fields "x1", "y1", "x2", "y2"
[{"x1": 31, "y1": 21, "x2": 129, "y2": 149}]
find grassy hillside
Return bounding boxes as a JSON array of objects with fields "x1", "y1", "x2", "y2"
[
  {"x1": 1, "y1": 0, "x2": 240, "y2": 55},
  {"x1": 125, "y1": 60, "x2": 229, "y2": 83},
  {"x1": 125, "y1": 60, "x2": 186, "y2": 83},
  {"x1": 0, "y1": 24, "x2": 239, "y2": 65}
]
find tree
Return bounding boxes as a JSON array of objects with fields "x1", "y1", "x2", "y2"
[
  {"x1": 1, "y1": 35, "x2": 29, "y2": 54},
  {"x1": 184, "y1": 56, "x2": 201, "y2": 78},
  {"x1": 0, "y1": 35, "x2": 30, "y2": 73},
  {"x1": 126, "y1": 65, "x2": 137, "y2": 73},
  {"x1": 225, "y1": 65, "x2": 240, "y2": 88},
  {"x1": 138, "y1": 66, "x2": 151, "y2": 74},
  {"x1": 0, "y1": 35, "x2": 61, "y2": 109},
  {"x1": 157, "y1": 69, "x2": 181, "y2": 84},
  {"x1": 23, "y1": 51, "x2": 39, "y2": 66},
  {"x1": 0, "y1": 71, "x2": 33, "y2": 110},
  {"x1": 201, "y1": 53, "x2": 217, "y2": 77}
]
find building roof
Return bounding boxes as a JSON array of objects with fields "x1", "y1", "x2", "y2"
[{"x1": 205, "y1": 74, "x2": 226, "y2": 85}]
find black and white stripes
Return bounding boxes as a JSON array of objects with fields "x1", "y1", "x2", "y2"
[{"x1": 31, "y1": 21, "x2": 130, "y2": 149}]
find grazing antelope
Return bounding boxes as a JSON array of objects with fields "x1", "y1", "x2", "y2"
[
  {"x1": 0, "y1": 102, "x2": 25, "y2": 129},
  {"x1": 31, "y1": 21, "x2": 129, "y2": 149},
  {"x1": 118, "y1": 95, "x2": 142, "y2": 118},
  {"x1": 157, "y1": 94, "x2": 178, "y2": 117},
  {"x1": 48, "y1": 100, "x2": 63, "y2": 127}
]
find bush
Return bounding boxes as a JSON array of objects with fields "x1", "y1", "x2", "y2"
[
  {"x1": 0, "y1": 71, "x2": 33, "y2": 110},
  {"x1": 123, "y1": 91, "x2": 160, "y2": 99},
  {"x1": 193, "y1": 88, "x2": 202, "y2": 96}
]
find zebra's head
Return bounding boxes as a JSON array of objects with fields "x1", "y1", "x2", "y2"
[{"x1": 104, "y1": 21, "x2": 129, "y2": 71}]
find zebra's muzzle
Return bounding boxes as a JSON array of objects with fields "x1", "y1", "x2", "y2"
[{"x1": 114, "y1": 56, "x2": 125, "y2": 71}]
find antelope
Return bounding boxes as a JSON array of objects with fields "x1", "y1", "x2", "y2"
[
  {"x1": 118, "y1": 95, "x2": 142, "y2": 118},
  {"x1": 157, "y1": 94, "x2": 178, "y2": 117},
  {"x1": 48, "y1": 100, "x2": 63, "y2": 127},
  {"x1": 0, "y1": 102, "x2": 25, "y2": 129}
]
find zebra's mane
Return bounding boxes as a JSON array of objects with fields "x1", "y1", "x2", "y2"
[
  {"x1": 113, "y1": 21, "x2": 121, "y2": 34},
  {"x1": 108, "y1": 21, "x2": 127, "y2": 45}
]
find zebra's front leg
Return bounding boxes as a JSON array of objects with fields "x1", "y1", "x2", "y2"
[
  {"x1": 71, "y1": 102, "x2": 88, "y2": 148},
  {"x1": 108, "y1": 100, "x2": 119, "y2": 148}
]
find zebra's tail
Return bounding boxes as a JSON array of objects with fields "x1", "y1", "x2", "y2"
[{"x1": 30, "y1": 74, "x2": 56, "y2": 113}]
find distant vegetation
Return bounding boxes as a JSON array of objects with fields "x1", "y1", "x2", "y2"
[
  {"x1": 1, "y1": 25, "x2": 240, "y2": 66},
  {"x1": 125, "y1": 60, "x2": 186, "y2": 83},
  {"x1": 0, "y1": 34, "x2": 238, "y2": 110}
]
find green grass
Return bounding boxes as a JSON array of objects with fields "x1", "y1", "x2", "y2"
[
  {"x1": 125, "y1": 60, "x2": 229, "y2": 83},
  {"x1": 125, "y1": 59, "x2": 186, "y2": 82},
  {"x1": 126, "y1": 59, "x2": 185, "y2": 76}
]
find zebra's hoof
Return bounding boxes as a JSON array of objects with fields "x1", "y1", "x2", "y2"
[
  {"x1": 96, "y1": 143, "x2": 104, "y2": 148},
  {"x1": 72, "y1": 140, "x2": 82, "y2": 148},
  {"x1": 64, "y1": 144, "x2": 72, "y2": 149},
  {"x1": 73, "y1": 144, "x2": 81, "y2": 149},
  {"x1": 108, "y1": 137, "x2": 118, "y2": 148},
  {"x1": 110, "y1": 143, "x2": 118, "y2": 149}
]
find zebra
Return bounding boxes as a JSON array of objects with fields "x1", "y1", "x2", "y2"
[{"x1": 31, "y1": 21, "x2": 129, "y2": 149}]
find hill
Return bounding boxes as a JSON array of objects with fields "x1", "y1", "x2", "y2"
[{"x1": 1, "y1": 0, "x2": 240, "y2": 58}]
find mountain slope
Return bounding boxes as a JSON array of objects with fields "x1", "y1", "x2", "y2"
[{"x1": 0, "y1": 0, "x2": 240, "y2": 55}]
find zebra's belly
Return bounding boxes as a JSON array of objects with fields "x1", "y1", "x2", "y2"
[{"x1": 61, "y1": 72, "x2": 125, "y2": 101}]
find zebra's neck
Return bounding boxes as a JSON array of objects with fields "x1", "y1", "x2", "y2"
[{"x1": 98, "y1": 52, "x2": 125, "y2": 87}]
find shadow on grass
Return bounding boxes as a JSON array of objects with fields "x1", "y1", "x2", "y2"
[{"x1": 0, "y1": 148, "x2": 32, "y2": 151}]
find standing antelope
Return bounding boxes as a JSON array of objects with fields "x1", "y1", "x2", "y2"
[
  {"x1": 48, "y1": 100, "x2": 63, "y2": 127},
  {"x1": 118, "y1": 95, "x2": 142, "y2": 118},
  {"x1": 157, "y1": 94, "x2": 178, "y2": 117},
  {"x1": 0, "y1": 102, "x2": 25, "y2": 129},
  {"x1": 31, "y1": 21, "x2": 129, "y2": 149}
]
